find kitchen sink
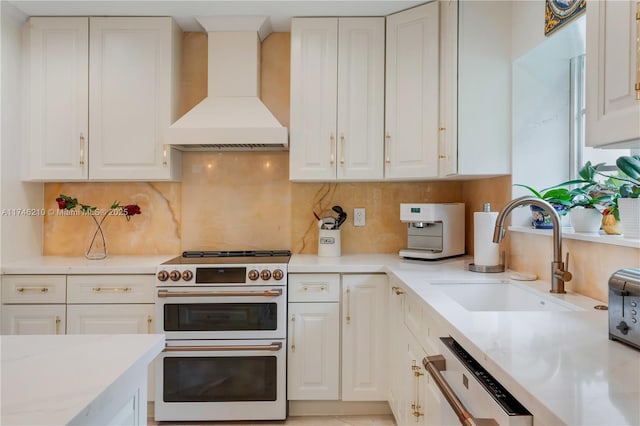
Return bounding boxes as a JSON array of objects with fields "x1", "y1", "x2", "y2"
[{"x1": 432, "y1": 281, "x2": 583, "y2": 312}]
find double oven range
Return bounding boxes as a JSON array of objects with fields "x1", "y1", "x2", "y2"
[{"x1": 154, "y1": 250, "x2": 290, "y2": 422}]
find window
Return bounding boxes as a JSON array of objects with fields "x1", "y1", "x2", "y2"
[{"x1": 571, "y1": 54, "x2": 638, "y2": 180}]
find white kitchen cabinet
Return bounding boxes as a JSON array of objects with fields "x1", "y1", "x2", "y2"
[
  {"x1": 438, "y1": 0, "x2": 511, "y2": 177},
  {"x1": 22, "y1": 17, "x2": 89, "y2": 180},
  {"x1": 288, "y1": 273, "x2": 340, "y2": 400},
  {"x1": 66, "y1": 304, "x2": 154, "y2": 334},
  {"x1": 22, "y1": 17, "x2": 182, "y2": 181},
  {"x1": 290, "y1": 18, "x2": 385, "y2": 181},
  {"x1": 387, "y1": 280, "x2": 407, "y2": 421},
  {"x1": 586, "y1": 0, "x2": 640, "y2": 147},
  {"x1": 1, "y1": 275, "x2": 67, "y2": 335},
  {"x1": 1, "y1": 305, "x2": 66, "y2": 335},
  {"x1": 341, "y1": 274, "x2": 387, "y2": 401},
  {"x1": 385, "y1": 2, "x2": 440, "y2": 180},
  {"x1": 287, "y1": 302, "x2": 340, "y2": 400}
]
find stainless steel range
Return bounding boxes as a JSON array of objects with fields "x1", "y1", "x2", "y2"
[{"x1": 154, "y1": 250, "x2": 290, "y2": 422}]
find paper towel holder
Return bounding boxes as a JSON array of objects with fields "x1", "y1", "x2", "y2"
[{"x1": 468, "y1": 251, "x2": 506, "y2": 273}]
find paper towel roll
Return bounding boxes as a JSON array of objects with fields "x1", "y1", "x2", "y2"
[{"x1": 474, "y1": 210, "x2": 500, "y2": 266}]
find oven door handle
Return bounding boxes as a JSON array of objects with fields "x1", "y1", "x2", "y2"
[
  {"x1": 423, "y1": 355, "x2": 498, "y2": 426},
  {"x1": 157, "y1": 289, "x2": 283, "y2": 298},
  {"x1": 164, "y1": 342, "x2": 283, "y2": 352}
]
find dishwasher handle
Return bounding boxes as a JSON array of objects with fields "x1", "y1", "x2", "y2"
[{"x1": 423, "y1": 355, "x2": 498, "y2": 426}]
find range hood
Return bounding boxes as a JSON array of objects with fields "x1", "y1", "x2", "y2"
[{"x1": 166, "y1": 16, "x2": 288, "y2": 151}]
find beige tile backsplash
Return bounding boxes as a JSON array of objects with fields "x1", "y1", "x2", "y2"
[{"x1": 40, "y1": 32, "x2": 638, "y2": 302}]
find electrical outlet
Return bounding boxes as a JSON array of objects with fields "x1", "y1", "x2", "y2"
[{"x1": 354, "y1": 208, "x2": 366, "y2": 226}]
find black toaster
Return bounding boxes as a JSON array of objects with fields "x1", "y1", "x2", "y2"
[{"x1": 609, "y1": 268, "x2": 640, "y2": 350}]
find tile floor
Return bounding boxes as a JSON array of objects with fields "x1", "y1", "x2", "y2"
[{"x1": 148, "y1": 414, "x2": 397, "y2": 426}]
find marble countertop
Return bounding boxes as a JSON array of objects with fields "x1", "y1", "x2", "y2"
[
  {"x1": 1, "y1": 255, "x2": 175, "y2": 274},
  {"x1": 1, "y1": 333, "x2": 165, "y2": 425},
  {"x1": 290, "y1": 254, "x2": 640, "y2": 426}
]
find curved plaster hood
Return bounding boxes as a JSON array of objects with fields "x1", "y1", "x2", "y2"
[{"x1": 166, "y1": 16, "x2": 288, "y2": 150}]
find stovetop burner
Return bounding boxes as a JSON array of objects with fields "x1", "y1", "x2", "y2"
[{"x1": 182, "y1": 250, "x2": 292, "y2": 258}]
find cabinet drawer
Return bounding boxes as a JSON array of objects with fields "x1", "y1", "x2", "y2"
[
  {"x1": 67, "y1": 275, "x2": 154, "y2": 303},
  {"x1": 404, "y1": 294, "x2": 426, "y2": 346},
  {"x1": 288, "y1": 274, "x2": 340, "y2": 302},
  {"x1": 2, "y1": 275, "x2": 66, "y2": 304}
]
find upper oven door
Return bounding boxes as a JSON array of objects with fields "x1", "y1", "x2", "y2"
[{"x1": 156, "y1": 286, "x2": 286, "y2": 339}]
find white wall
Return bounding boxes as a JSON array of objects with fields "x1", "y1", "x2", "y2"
[
  {"x1": 510, "y1": 1, "x2": 586, "y2": 226},
  {"x1": 1, "y1": 2, "x2": 43, "y2": 263}
]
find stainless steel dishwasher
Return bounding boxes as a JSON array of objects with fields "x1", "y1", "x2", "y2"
[{"x1": 422, "y1": 337, "x2": 533, "y2": 426}]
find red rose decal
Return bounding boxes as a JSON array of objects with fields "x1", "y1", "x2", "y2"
[{"x1": 55, "y1": 197, "x2": 67, "y2": 209}]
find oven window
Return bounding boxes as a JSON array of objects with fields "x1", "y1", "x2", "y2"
[
  {"x1": 164, "y1": 303, "x2": 278, "y2": 331},
  {"x1": 163, "y1": 356, "x2": 277, "y2": 402}
]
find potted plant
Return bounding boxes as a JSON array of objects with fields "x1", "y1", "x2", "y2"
[
  {"x1": 512, "y1": 183, "x2": 574, "y2": 229},
  {"x1": 614, "y1": 155, "x2": 640, "y2": 238},
  {"x1": 567, "y1": 162, "x2": 619, "y2": 233}
]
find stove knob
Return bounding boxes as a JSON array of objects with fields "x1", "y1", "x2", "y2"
[
  {"x1": 182, "y1": 270, "x2": 194, "y2": 281},
  {"x1": 260, "y1": 269, "x2": 272, "y2": 280},
  {"x1": 169, "y1": 270, "x2": 181, "y2": 281},
  {"x1": 157, "y1": 270, "x2": 169, "y2": 281},
  {"x1": 273, "y1": 269, "x2": 284, "y2": 281},
  {"x1": 248, "y1": 269, "x2": 260, "y2": 281}
]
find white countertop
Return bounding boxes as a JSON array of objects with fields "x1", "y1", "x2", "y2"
[
  {"x1": 1, "y1": 255, "x2": 175, "y2": 274},
  {"x1": 290, "y1": 254, "x2": 640, "y2": 426},
  {"x1": 1, "y1": 334, "x2": 165, "y2": 425}
]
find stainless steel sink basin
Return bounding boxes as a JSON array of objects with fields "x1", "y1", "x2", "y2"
[{"x1": 432, "y1": 281, "x2": 583, "y2": 312}]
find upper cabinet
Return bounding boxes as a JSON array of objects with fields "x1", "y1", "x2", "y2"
[
  {"x1": 438, "y1": 0, "x2": 511, "y2": 177},
  {"x1": 385, "y1": 2, "x2": 440, "y2": 180},
  {"x1": 23, "y1": 17, "x2": 182, "y2": 181},
  {"x1": 586, "y1": 0, "x2": 640, "y2": 147},
  {"x1": 290, "y1": 18, "x2": 385, "y2": 181}
]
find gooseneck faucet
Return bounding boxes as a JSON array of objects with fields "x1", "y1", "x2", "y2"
[{"x1": 493, "y1": 196, "x2": 572, "y2": 294}]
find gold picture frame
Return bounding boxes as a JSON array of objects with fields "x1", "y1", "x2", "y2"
[{"x1": 545, "y1": 0, "x2": 586, "y2": 36}]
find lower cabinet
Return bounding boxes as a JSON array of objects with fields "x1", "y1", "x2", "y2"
[
  {"x1": 287, "y1": 273, "x2": 387, "y2": 402},
  {"x1": 287, "y1": 302, "x2": 340, "y2": 399},
  {"x1": 1, "y1": 273, "x2": 157, "y2": 401},
  {"x1": 342, "y1": 274, "x2": 387, "y2": 401},
  {"x1": 1, "y1": 304, "x2": 66, "y2": 335}
]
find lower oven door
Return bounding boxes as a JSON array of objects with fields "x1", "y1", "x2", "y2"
[
  {"x1": 155, "y1": 339, "x2": 286, "y2": 421},
  {"x1": 156, "y1": 286, "x2": 286, "y2": 339}
]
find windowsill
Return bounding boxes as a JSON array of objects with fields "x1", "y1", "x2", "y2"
[{"x1": 508, "y1": 226, "x2": 640, "y2": 249}]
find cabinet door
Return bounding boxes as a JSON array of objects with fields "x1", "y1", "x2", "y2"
[
  {"x1": 24, "y1": 17, "x2": 88, "y2": 181},
  {"x1": 66, "y1": 304, "x2": 154, "y2": 334},
  {"x1": 1, "y1": 305, "x2": 65, "y2": 335},
  {"x1": 89, "y1": 17, "x2": 180, "y2": 180},
  {"x1": 385, "y1": 2, "x2": 440, "y2": 180},
  {"x1": 586, "y1": 0, "x2": 640, "y2": 147},
  {"x1": 290, "y1": 18, "x2": 338, "y2": 181},
  {"x1": 438, "y1": 0, "x2": 459, "y2": 177},
  {"x1": 336, "y1": 18, "x2": 385, "y2": 181},
  {"x1": 287, "y1": 302, "x2": 340, "y2": 400},
  {"x1": 341, "y1": 274, "x2": 387, "y2": 401},
  {"x1": 387, "y1": 280, "x2": 407, "y2": 421},
  {"x1": 407, "y1": 334, "x2": 428, "y2": 425}
]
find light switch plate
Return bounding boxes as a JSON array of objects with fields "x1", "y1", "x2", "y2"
[{"x1": 354, "y1": 208, "x2": 366, "y2": 226}]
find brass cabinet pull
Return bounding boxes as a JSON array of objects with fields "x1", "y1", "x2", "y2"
[
  {"x1": 79, "y1": 133, "x2": 85, "y2": 165},
  {"x1": 290, "y1": 314, "x2": 296, "y2": 353},
  {"x1": 636, "y1": 2, "x2": 640, "y2": 99},
  {"x1": 384, "y1": 132, "x2": 391, "y2": 164},
  {"x1": 17, "y1": 286, "x2": 49, "y2": 293},
  {"x1": 157, "y1": 289, "x2": 282, "y2": 298},
  {"x1": 303, "y1": 284, "x2": 327, "y2": 292},
  {"x1": 345, "y1": 287, "x2": 351, "y2": 324},
  {"x1": 55, "y1": 315, "x2": 61, "y2": 335},
  {"x1": 330, "y1": 133, "x2": 335, "y2": 165},
  {"x1": 340, "y1": 132, "x2": 345, "y2": 165},
  {"x1": 391, "y1": 286, "x2": 405, "y2": 296},
  {"x1": 164, "y1": 342, "x2": 282, "y2": 352},
  {"x1": 163, "y1": 144, "x2": 168, "y2": 166},
  {"x1": 147, "y1": 315, "x2": 152, "y2": 334},
  {"x1": 412, "y1": 361, "x2": 424, "y2": 418},
  {"x1": 92, "y1": 287, "x2": 131, "y2": 293}
]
